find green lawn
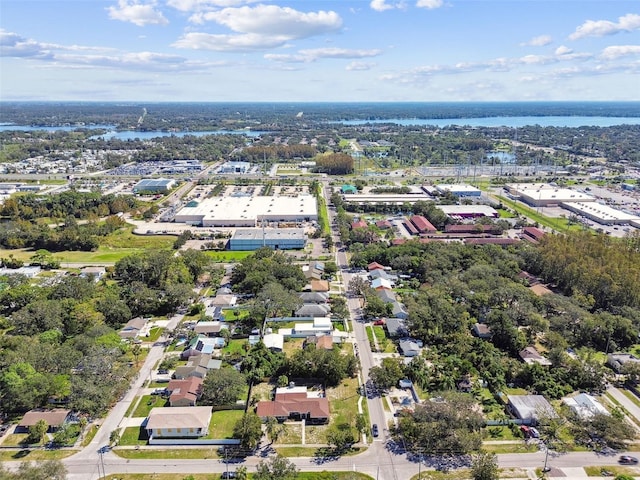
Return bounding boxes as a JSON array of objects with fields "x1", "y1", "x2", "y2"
[
  {"x1": 113, "y1": 447, "x2": 220, "y2": 460},
  {"x1": 145, "y1": 326, "x2": 164, "y2": 342},
  {"x1": 0, "y1": 449, "x2": 77, "y2": 461},
  {"x1": 118, "y1": 426, "x2": 149, "y2": 446},
  {"x1": 222, "y1": 339, "x2": 248, "y2": 356},
  {"x1": 132, "y1": 395, "x2": 169, "y2": 418},
  {"x1": 204, "y1": 251, "x2": 253, "y2": 262},
  {"x1": 208, "y1": 409, "x2": 244, "y2": 439}
]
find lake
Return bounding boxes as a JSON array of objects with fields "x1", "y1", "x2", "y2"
[{"x1": 336, "y1": 116, "x2": 640, "y2": 128}]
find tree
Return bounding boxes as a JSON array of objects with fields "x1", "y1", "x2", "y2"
[
  {"x1": 369, "y1": 357, "x2": 405, "y2": 391},
  {"x1": 471, "y1": 452, "x2": 499, "y2": 480},
  {"x1": 109, "y1": 429, "x2": 121, "y2": 446},
  {"x1": 265, "y1": 416, "x2": 286, "y2": 444},
  {"x1": 235, "y1": 466, "x2": 248, "y2": 480},
  {"x1": 200, "y1": 368, "x2": 246, "y2": 406},
  {"x1": 27, "y1": 419, "x2": 49, "y2": 445},
  {"x1": 254, "y1": 454, "x2": 299, "y2": 480},
  {"x1": 233, "y1": 412, "x2": 263, "y2": 450},
  {"x1": 327, "y1": 423, "x2": 355, "y2": 452}
]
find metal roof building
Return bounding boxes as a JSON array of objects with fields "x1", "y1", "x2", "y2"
[
  {"x1": 229, "y1": 228, "x2": 306, "y2": 251},
  {"x1": 133, "y1": 178, "x2": 176, "y2": 193},
  {"x1": 174, "y1": 195, "x2": 318, "y2": 227}
]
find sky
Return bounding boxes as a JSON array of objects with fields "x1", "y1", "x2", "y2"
[{"x1": 1, "y1": 0, "x2": 639, "y2": 102}]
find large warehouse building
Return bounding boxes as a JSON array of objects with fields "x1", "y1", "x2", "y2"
[
  {"x1": 133, "y1": 178, "x2": 176, "y2": 193},
  {"x1": 173, "y1": 195, "x2": 318, "y2": 227},
  {"x1": 506, "y1": 183, "x2": 594, "y2": 207},
  {"x1": 229, "y1": 228, "x2": 306, "y2": 251},
  {"x1": 560, "y1": 201, "x2": 640, "y2": 226}
]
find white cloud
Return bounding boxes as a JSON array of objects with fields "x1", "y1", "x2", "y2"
[
  {"x1": 555, "y1": 45, "x2": 573, "y2": 55},
  {"x1": 520, "y1": 35, "x2": 552, "y2": 47},
  {"x1": 264, "y1": 47, "x2": 382, "y2": 63},
  {"x1": 416, "y1": 0, "x2": 443, "y2": 9},
  {"x1": 370, "y1": 0, "x2": 394, "y2": 11},
  {"x1": 191, "y1": 5, "x2": 342, "y2": 37},
  {"x1": 107, "y1": 0, "x2": 168, "y2": 27},
  {"x1": 173, "y1": 32, "x2": 290, "y2": 52},
  {"x1": 569, "y1": 13, "x2": 640, "y2": 40},
  {"x1": 601, "y1": 45, "x2": 640, "y2": 60},
  {"x1": 0, "y1": 30, "x2": 50, "y2": 58},
  {"x1": 167, "y1": 0, "x2": 259, "y2": 12},
  {"x1": 346, "y1": 61, "x2": 376, "y2": 71}
]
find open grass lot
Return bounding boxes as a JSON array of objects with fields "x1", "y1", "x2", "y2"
[
  {"x1": 102, "y1": 226, "x2": 175, "y2": 249},
  {"x1": 283, "y1": 338, "x2": 305, "y2": 356},
  {"x1": 112, "y1": 447, "x2": 220, "y2": 460},
  {"x1": 0, "y1": 449, "x2": 77, "y2": 461},
  {"x1": 311, "y1": 377, "x2": 362, "y2": 444},
  {"x1": 274, "y1": 446, "x2": 364, "y2": 458},
  {"x1": 496, "y1": 196, "x2": 583, "y2": 234},
  {"x1": 250, "y1": 382, "x2": 275, "y2": 402},
  {"x1": 411, "y1": 467, "x2": 528, "y2": 480},
  {"x1": 119, "y1": 426, "x2": 150, "y2": 446},
  {"x1": 274, "y1": 422, "x2": 303, "y2": 444},
  {"x1": 482, "y1": 442, "x2": 539, "y2": 454},
  {"x1": 208, "y1": 409, "x2": 244, "y2": 439},
  {"x1": 132, "y1": 395, "x2": 169, "y2": 418},
  {"x1": 584, "y1": 465, "x2": 640, "y2": 477},
  {"x1": 99, "y1": 472, "x2": 373, "y2": 479},
  {"x1": 204, "y1": 251, "x2": 253, "y2": 262},
  {"x1": 222, "y1": 338, "x2": 248, "y2": 356},
  {"x1": 1, "y1": 433, "x2": 34, "y2": 447}
]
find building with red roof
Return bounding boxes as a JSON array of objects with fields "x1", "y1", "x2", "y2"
[
  {"x1": 256, "y1": 386, "x2": 329, "y2": 424},
  {"x1": 410, "y1": 215, "x2": 437, "y2": 233}
]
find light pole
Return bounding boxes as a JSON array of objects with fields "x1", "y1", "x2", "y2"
[{"x1": 542, "y1": 440, "x2": 551, "y2": 475}]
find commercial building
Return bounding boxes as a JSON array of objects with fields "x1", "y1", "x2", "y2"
[
  {"x1": 229, "y1": 228, "x2": 306, "y2": 251},
  {"x1": 505, "y1": 183, "x2": 594, "y2": 207},
  {"x1": 435, "y1": 184, "x2": 481, "y2": 197},
  {"x1": 341, "y1": 193, "x2": 433, "y2": 205},
  {"x1": 174, "y1": 195, "x2": 317, "y2": 227},
  {"x1": 560, "y1": 201, "x2": 640, "y2": 226},
  {"x1": 133, "y1": 178, "x2": 176, "y2": 193},
  {"x1": 217, "y1": 161, "x2": 251, "y2": 174},
  {"x1": 438, "y1": 204, "x2": 498, "y2": 218}
]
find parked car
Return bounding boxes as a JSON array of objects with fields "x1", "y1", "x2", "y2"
[
  {"x1": 221, "y1": 472, "x2": 237, "y2": 479},
  {"x1": 158, "y1": 369, "x2": 168, "y2": 374},
  {"x1": 372, "y1": 424, "x2": 379, "y2": 437},
  {"x1": 619, "y1": 455, "x2": 639, "y2": 465}
]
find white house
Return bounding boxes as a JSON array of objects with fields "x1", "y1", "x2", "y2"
[
  {"x1": 145, "y1": 406, "x2": 212, "y2": 439},
  {"x1": 562, "y1": 393, "x2": 609, "y2": 420}
]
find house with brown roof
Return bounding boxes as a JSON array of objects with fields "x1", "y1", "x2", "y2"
[
  {"x1": 309, "y1": 280, "x2": 330, "y2": 292},
  {"x1": 529, "y1": 284, "x2": 553, "y2": 296},
  {"x1": 410, "y1": 215, "x2": 437, "y2": 233},
  {"x1": 167, "y1": 377, "x2": 203, "y2": 407},
  {"x1": 351, "y1": 220, "x2": 368, "y2": 229},
  {"x1": 256, "y1": 386, "x2": 329, "y2": 424},
  {"x1": 521, "y1": 226, "x2": 545, "y2": 243},
  {"x1": 519, "y1": 347, "x2": 552, "y2": 366},
  {"x1": 173, "y1": 353, "x2": 222, "y2": 379},
  {"x1": 368, "y1": 261, "x2": 385, "y2": 271},
  {"x1": 472, "y1": 323, "x2": 492, "y2": 339},
  {"x1": 145, "y1": 406, "x2": 212, "y2": 439},
  {"x1": 18, "y1": 409, "x2": 72, "y2": 433}
]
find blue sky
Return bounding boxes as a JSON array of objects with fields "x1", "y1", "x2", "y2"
[{"x1": 1, "y1": 0, "x2": 639, "y2": 102}]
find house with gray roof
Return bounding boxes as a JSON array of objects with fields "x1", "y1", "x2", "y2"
[
  {"x1": 295, "y1": 303, "x2": 331, "y2": 317},
  {"x1": 385, "y1": 318, "x2": 408, "y2": 338},
  {"x1": 399, "y1": 339, "x2": 420, "y2": 357}
]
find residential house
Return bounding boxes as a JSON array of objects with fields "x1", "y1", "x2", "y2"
[
  {"x1": 562, "y1": 393, "x2": 609, "y2": 420},
  {"x1": 211, "y1": 294, "x2": 237, "y2": 308},
  {"x1": 305, "y1": 334, "x2": 334, "y2": 350},
  {"x1": 194, "y1": 321, "x2": 227, "y2": 337},
  {"x1": 351, "y1": 220, "x2": 368, "y2": 229},
  {"x1": 118, "y1": 317, "x2": 147, "y2": 340},
  {"x1": 472, "y1": 323, "x2": 492, "y2": 339},
  {"x1": 279, "y1": 317, "x2": 334, "y2": 338},
  {"x1": 369, "y1": 269, "x2": 397, "y2": 283},
  {"x1": 299, "y1": 292, "x2": 329, "y2": 304},
  {"x1": 302, "y1": 262, "x2": 325, "y2": 280},
  {"x1": 376, "y1": 289, "x2": 397, "y2": 304},
  {"x1": 173, "y1": 353, "x2": 222, "y2": 380},
  {"x1": 368, "y1": 262, "x2": 386, "y2": 271},
  {"x1": 256, "y1": 386, "x2": 329, "y2": 424},
  {"x1": 376, "y1": 220, "x2": 392, "y2": 229},
  {"x1": 181, "y1": 336, "x2": 225, "y2": 359},
  {"x1": 371, "y1": 277, "x2": 393, "y2": 290},
  {"x1": 167, "y1": 377, "x2": 203, "y2": 407},
  {"x1": 399, "y1": 339, "x2": 420, "y2": 357},
  {"x1": 519, "y1": 347, "x2": 552, "y2": 366},
  {"x1": 263, "y1": 333, "x2": 284, "y2": 352},
  {"x1": 18, "y1": 409, "x2": 71, "y2": 433},
  {"x1": 385, "y1": 318, "x2": 408, "y2": 338},
  {"x1": 507, "y1": 395, "x2": 557, "y2": 425},
  {"x1": 295, "y1": 303, "x2": 331, "y2": 317},
  {"x1": 80, "y1": 266, "x2": 106, "y2": 282},
  {"x1": 145, "y1": 406, "x2": 212, "y2": 439},
  {"x1": 607, "y1": 352, "x2": 640, "y2": 373},
  {"x1": 309, "y1": 280, "x2": 330, "y2": 292},
  {"x1": 529, "y1": 284, "x2": 553, "y2": 296},
  {"x1": 203, "y1": 304, "x2": 224, "y2": 321},
  {"x1": 390, "y1": 301, "x2": 408, "y2": 320}
]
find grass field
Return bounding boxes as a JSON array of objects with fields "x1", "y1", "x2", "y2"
[
  {"x1": 118, "y1": 426, "x2": 149, "y2": 446},
  {"x1": 209, "y1": 410, "x2": 244, "y2": 439},
  {"x1": 0, "y1": 449, "x2": 77, "y2": 461},
  {"x1": 112, "y1": 447, "x2": 220, "y2": 460},
  {"x1": 204, "y1": 251, "x2": 253, "y2": 262},
  {"x1": 132, "y1": 395, "x2": 169, "y2": 418}
]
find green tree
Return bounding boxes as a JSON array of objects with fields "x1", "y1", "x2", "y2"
[
  {"x1": 369, "y1": 357, "x2": 404, "y2": 391},
  {"x1": 27, "y1": 419, "x2": 49, "y2": 445},
  {"x1": 327, "y1": 423, "x2": 355, "y2": 452},
  {"x1": 265, "y1": 416, "x2": 286, "y2": 444},
  {"x1": 471, "y1": 452, "x2": 499, "y2": 480},
  {"x1": 254, "y1": 454, "x2": 299, "y2": 480},
  {"x1": 233, "y1": 412, "x2": 263, "y2": 450},
  {"x1": 109, "y1": 429, "x2": 121, "y2": 446},
  {"x1": 200, "y1": 368, "x2": 246, "y2": 406}
]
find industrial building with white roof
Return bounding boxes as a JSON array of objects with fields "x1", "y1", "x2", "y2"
[
  {"x1": 506, "y1": 183, "x2": 594, "y2": 207},
  {"x1": 173, "y1": 195, "x2": 317, "y2": 227},
  {"x1": 561, "y1": 201, "x2": 640, "y2": 226}
]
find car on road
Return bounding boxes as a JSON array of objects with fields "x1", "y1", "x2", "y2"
[
  {"x1": 372, "y1": 424, "x2": 379, "y2": 437},
  {"x1": 221, "y1": 472, "x2": 237, "y2": 479},
  {"x1": 619, "y1": 455, "x2": 639, "y2": 465}
]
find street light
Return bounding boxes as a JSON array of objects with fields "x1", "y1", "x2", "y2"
[{"x1": 542, "y1": 440, "x2": 551, "y2": 474}]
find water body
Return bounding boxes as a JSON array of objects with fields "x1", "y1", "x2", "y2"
[
  {"x1": 0, "y1": 124, "x2": 266, "y2": 139},
  {"x1": 337, "y1": 116, "x2": 640, "y2": 128}
]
